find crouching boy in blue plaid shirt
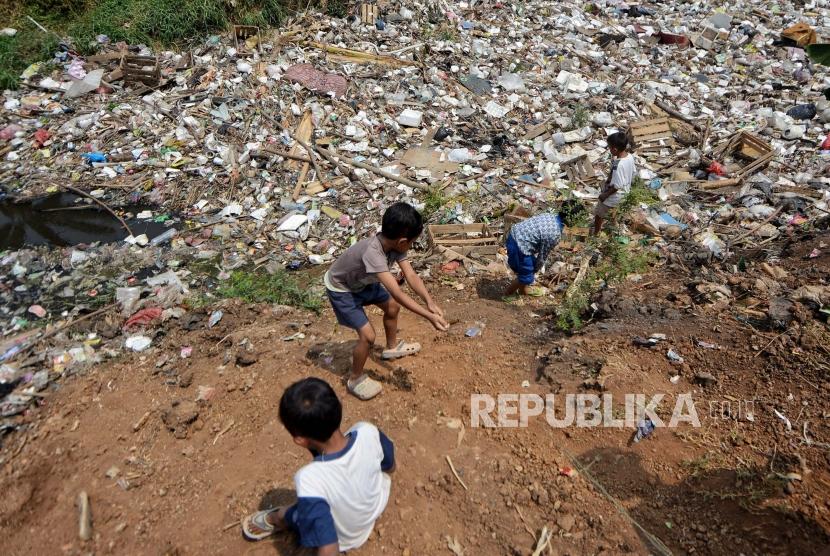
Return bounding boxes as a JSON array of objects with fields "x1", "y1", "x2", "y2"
[{"x1": 504, "y1": 200, "x2": 585, "y2": 297}]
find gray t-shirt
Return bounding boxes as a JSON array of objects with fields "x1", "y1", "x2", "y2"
[{"x1": 324, "y1": 234, "x2": 406, "y2": 292}]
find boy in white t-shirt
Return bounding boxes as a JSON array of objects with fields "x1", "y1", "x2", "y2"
[
  {"x1": 593, "y1": 131, "x2": 636, "y2": 236},
  {"x1": 242, "y1": 378, "x2": 394, "y2": 554}
]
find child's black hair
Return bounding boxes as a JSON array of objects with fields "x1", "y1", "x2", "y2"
[
  {"x1": 607, "y1": 131, "x2": 630, "y2": 152},
  {"x1": 558, "y1": 199, "x2": 587, "y2": 228},
  {"x1": 382, "y1": 202, "x2": 424, "y2": 240},
  {"x1": 279, "y1": 378, "x2": 342, "y2": 442}
]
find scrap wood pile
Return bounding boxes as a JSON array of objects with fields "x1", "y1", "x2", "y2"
[{"x1": 1, "y1": 1, "x2": 830, "y2": 434}]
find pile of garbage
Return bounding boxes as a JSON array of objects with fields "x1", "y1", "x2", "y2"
[{"x1": 3, "y1": 0, "x2": 830, "y2": 433}]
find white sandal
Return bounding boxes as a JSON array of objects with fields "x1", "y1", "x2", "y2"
[
  {"x1": 347, "y1": 374, "x2": 383, "y2": 401},
  {"x1": 242, "y1": 508, "x2": 286, "y2": 541},
  {"x1": 381, "y1": 340, "x2": 421, "y2": 360}
]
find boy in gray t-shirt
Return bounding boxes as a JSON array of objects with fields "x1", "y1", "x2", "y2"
[{"x1": 324, "y1": 203, "x2": 449, "y2": 400}]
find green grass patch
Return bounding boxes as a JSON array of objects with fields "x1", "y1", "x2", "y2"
[
  {"x1": 0, "y1": 0, "x2": 320, "y2": 88},
  {"x1": 422, "y1": 187, "x2": 449, "y2": 219},
  {"x1": 616, "y1": 176, "x2": 658, "y2": 215},
  {"x1": 216, "y1": 269, "x2": 322, "y2": 312},
  {"x1": 568, "y1": 103, "x2": 589, "y2": 130},
  {"x1": 555, "y1": 233, "x2": 654, "y2": 332}
]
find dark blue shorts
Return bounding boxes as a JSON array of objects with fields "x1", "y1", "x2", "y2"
[
  {"x1": 327, "y1": 283, "x2": 391, "y2": 330},
  {"x1": 506, "y1": 233, "x2": 536, "y2": 285}
]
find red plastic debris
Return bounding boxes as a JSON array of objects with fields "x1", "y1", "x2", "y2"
[
  {"x1": 124, "y1": 307, "x2": 163, "y2": 329},
  {"x1": 821, "y1": 134, "x2": 830, "y2": 150},
  {"x1": 659, "y1": 32, "x2": 690, "y2": 47},
  {"x1": 707, "y1": 161, "x2": 725, "y2": 176},
  {"x1": 33, "y1": 129, "x2": 51, "y2": 147},
  {"x1": 441, "y1": 260, "x2": 461, "y2": 273}
]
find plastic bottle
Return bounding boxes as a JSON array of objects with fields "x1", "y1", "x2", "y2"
[{"x1": 149, "y1": 228, "x2": 177, "y2": 246}]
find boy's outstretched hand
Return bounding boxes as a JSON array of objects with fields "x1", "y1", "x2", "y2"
[
  {"x1": 429, "y1": 313, "x2": 450, "y2": 331},
  {"x1": 427, "y1": 301, "x2": 444, "y2": 318}
]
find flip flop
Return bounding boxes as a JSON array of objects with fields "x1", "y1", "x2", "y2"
[
  {"x1": 347, "y1": 374, "x2": 383, "y2": 401},
  {"x1": 381, "y1": 340, "x2": 421, "y2": 360},
  {"x1": 524, "y1": 286, "x2": 546, "y2": 297},
  {"x1": 242, "y1": 508, "x2": 286, "y2": 541}
]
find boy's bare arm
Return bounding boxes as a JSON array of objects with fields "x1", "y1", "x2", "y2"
[
  {"x1": 599, "y1": 185, "x2": 617, "y2": 202},
  {"x1": 398, "y1": 260, "x2": 443, "y2": 316},
  {"x1": 377, "y1": 272, "x2": 448, "y2": 330}
]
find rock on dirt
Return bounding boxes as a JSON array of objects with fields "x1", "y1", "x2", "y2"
[
  {"x1": 694, "y1": 371, "x2": 718, "y2": 387},
  {"x1": 235, "y1": 350, "x2": 259, "y2": 366},
  {"x1": 161, "y1": 401, "x2": 199, "y2": 439},
  {"x1": 558, "y1": 514, "x2": 576, "y2": 532}
]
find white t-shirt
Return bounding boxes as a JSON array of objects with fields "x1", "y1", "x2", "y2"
[
  {"x1": 603, "y1": 153, "x2": 636, "y2": 207},
  {"x1": 285, "y1": 422, "x2": 394, "y2": 551}
]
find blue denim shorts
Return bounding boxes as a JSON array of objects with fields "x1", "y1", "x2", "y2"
[
  {"x1": 327, "y1": 283, "x2": 391, "y2": 330},
  {"x1": 506, "y1": 233, "x2": 536, "y2": 285}
]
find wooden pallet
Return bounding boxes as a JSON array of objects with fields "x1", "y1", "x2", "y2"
[
  {"x1": 121, "y1": 55, "x2": 160, "y2": 87},
  {"x1": 708, "y1": 131, "x2": 773, "y2": 179},
  {"x1": 561, "y1": 153, "x2": 597, "y2": 183},
  {"x1": 360, "y1": 4, "x2": 379, "y2": 24},
  {"x1": 428, "y1": 223, "x2": 498, "y2": 257},
  {"x1": 630, "y1": 117, "x2": 674, "y2": 151},
  {"x1": 234, "y1": 25, "x2": 262, "y2": 53}
]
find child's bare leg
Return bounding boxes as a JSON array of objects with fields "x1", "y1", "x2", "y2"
[
  {"x1": 351, "y1": 323, "x2": 376, "y2": 381},
  {"x1": 593, "y1": 214, "x2": 603, "y2": 236},
  {"x1": 377, "y1": 299, "x2": 400, "y2": 349},
  {"x1": 504, "y1": 278, "x2": 522, "y2": 296}
]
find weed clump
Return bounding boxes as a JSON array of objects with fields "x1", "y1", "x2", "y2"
[
  {"x1": 216, "y1": 269, "x2": 322, "y2": 312},
  {"x1": 0, "y1": 0, "x2": 323, "y2": 88}
]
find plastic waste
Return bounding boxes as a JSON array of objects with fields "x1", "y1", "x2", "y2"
[
  {"x1": 783, "y1": 126, "x2": 806, "y2": 140},
  {"x1": 81, "y1": 152, "x2": 107, "y2": 163},
  {"x1": 632, "y1": 417, "x2": 655, "y2": 443},
  {"x1": 149, "y1": 228, "x2": 177, "y2": 246},
  {"x1": 208, "y1": 310, "x2": 223, "y2": 328},
  {"x1": 786, "y1": 104, "x2": 817, "y2": 120},
  {"x1": 116, "y1": 287, "x2": 142, "y2": 316},
  {"x1": 465, "y1": 322, "x2": 486, "y2": 337},
  {"x1": 125, "y1": 335, "x2": 152, "y2": 352}
]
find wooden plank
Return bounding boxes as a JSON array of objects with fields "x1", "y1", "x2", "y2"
[
  {"x1": 288, "y1": 111, "x2": 313, "y2": 171},
  {"x1": 451, "y1": 245, "x2": 500, "y2": 257},
  {"x1": 428, "y1": 224, "x2": 489, "y2": 233},
  {"x1": 524, "y1": 121, "x2": 550, "y2": 140},
  {"x1": 432, "y1": 238, "x2": 497, "y2": 246}
]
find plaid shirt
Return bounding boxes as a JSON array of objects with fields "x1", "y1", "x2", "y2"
[{"x1": 510, "y1": 213, "x2": 562, "y2": 271}]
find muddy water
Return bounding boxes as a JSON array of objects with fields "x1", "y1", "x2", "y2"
[{"x1": 0, "y1": 193, "x2": 171, "y2": 249}]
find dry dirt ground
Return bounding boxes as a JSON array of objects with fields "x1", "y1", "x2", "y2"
[{"x1": 2, "y1": 235, "x2": 830, "y2": 556}]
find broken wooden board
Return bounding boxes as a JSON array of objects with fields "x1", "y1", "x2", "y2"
[
  {"x1": 524, "y1": 121, "x2": 550, "y2": 140},
  {"x1": 707, "y1": 131, "x2": 773, "y2": 179},
  {"x1": 428, "y1": 223, "x2": 498, "y2": 258},
  {"x1": 233, "y1": 25, "x2": 262, "y2": 53},
  {"x1": 400, "y1": 148, "x2": 459, "y2": 179},
  {"x1": 360, "y1": 3, "x2": 379, "y2": 24},
  {"x1": 304, "y1": 41, "x2": 417, "y2": 68},
  {"x1": 561, "y1": 153, "x2": 597, "y2": 183},
  {"x1": 630, "y1": 117, "x2": 674, "y2": 151},
  {"x1": 288, "y1": 111, "x2": 314, "y2": 171},
  {"x1": 304, "y1": 176, "x2": 349, "y2": 196},
  {"x1": 121, "y1": 55, "x2": 161, "y2": 87},
  {"x1": 289, "y1": 111, "x2": 314, "y2": 200}
]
